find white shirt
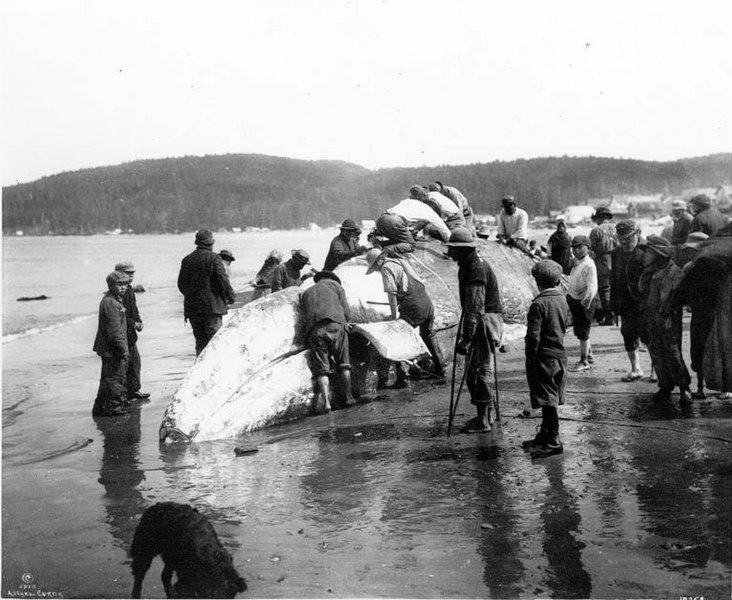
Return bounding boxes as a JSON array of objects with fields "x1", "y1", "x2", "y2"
[
  {"x1": 496, "y1": 208, "x2": 529, "y2": 240},
  {"x1": 387, "y1": 199, "x2": 450, "y2": 240},
  {"x1": 567, "y1": 255, "x2": 598, "y2": 308},
  {"x1": 428, "y1": 191, "x2": 460, "y2": 216}
]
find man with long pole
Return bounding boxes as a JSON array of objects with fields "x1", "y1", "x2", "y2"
[{"x1": 445, "y1": 228, "x2": 504, "y2": 433}]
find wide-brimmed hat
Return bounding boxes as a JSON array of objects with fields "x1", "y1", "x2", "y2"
[
  {"x1": 639, "y1": 235, "x2": 672, "y2": 258},
  {"x1": 445, "y1": 227, "x2": 476, "y2": 247},
  {"x1": 671, "y1": 199, "x2": 688, "y2": 211},
  {"x1": 219, "y1": 249, "x2": 236, "y2": 262},
  {"x1": 339, "y1": 218, "x2": 361, "y2": 232},
  {"x1": 592, "y1": 206, "x2": 613, "y2": 220},
  {"x1": 195, "y1": 229, "x2": 215, "y2": 246},
  {"x1": 291, "y1": 249, "x2": 310, "y2": 264},
  {"x1": 476, "y1": 224, "x2": 491, "y2": 239},
  {"x1": 313, "y1": 270, "x2": 342, "y2": 285},
  {"x1": 106, "y1": 270, "x2": 130, "y2": 286},
  {"x1": 365, "y1": 248, "x2": 383, "y2": 274},
  {"x1": 114, "y1": 261, "x2": 135, "y2": 273},
  {"x1": 571, "y1": 235, "x2": 591, "y2": 248},
  {"x1": 615, "y1": 219, "x2": 640, "y2": 238},
  {"x1": 680, "y1": 232, "x2": 709, "y2": 249}
]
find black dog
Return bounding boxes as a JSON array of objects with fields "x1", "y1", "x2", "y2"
[{"x1": 131, "y1": 502, "x2": 247, "y2": 598}]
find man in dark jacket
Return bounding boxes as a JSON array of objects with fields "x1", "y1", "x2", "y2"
[
  {"x1": 610, "y1": 220, "x2": 647, "y2": 382},
  {"x1": 323, "y1": 219, "x2": 368, "y2": 271},
  {"x1": 271, "y1": 249, "x2": 311, "y2": 291},
  {"x1": 177, "y1": 229, "x2": 236, "y2": 356},
  {"x1": 589, "y1": 206, "x2": 617, "y2": 325},
  {"x1": 93, "y1": 271, "x2": 131, "y2": 417},
  {"x1": 300, "y1": 271, "x2": 356, "y2": 413},
  {"x1": 688, "y1": 194, "x2": 727, "y2": 236},
  {"x1": 115, "y1": 261, "x2": 150, "y2": 401},
  {"x1": 669, "y1": 199, "x2": 693, "y2": 246},
  {"x1": 446, "y1": 228, "x2": 504, "y2": 433}
]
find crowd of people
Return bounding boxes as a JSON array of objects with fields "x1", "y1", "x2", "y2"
[{"x1": 90, "y1": 188, "x2": 732, "y2": 461}]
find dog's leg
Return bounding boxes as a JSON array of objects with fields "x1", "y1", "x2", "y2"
[
  {"x1": 131, "y1": 555, "x2": 153, "y2": 599},
  {"x1": 161, "y1": 563, "x2": 175, "y2": 598}
]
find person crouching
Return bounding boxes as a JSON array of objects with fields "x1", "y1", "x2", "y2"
[
  {"x1": 523, "y1": 260, "x2": 569, "y2": 458},
  {"x1": 92, "y1": 271, "x2": 131, "y2": 417},
  {"x1": 300, "y1": 271, "x2": 357, "y2": 413}
]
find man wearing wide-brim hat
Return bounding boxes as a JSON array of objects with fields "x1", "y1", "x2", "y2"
[
  {"x1": 323, "y1": 218, "x2": 368, "y2": 272},
  {"x1": 669, "y1": 199, "x2": 693, "y2": 246},
  {"x1": 589, "y1": 206, "x2": 617, "y2": 326},
  {"x1": 177, "y1": 229, "x2": 237, "y2": 357},
  {"x1": 445, "y1": 228, "x2": 504, "y2": 433},
  {"x1": 637, "y1": 235, "x2": 692, "y2": 403},
  {"x1": 300, "y1": 270, "x2": 356, "y2": 413},
  {"x1": 271, "y1": 249, "x2": 312, "y2": 292}
]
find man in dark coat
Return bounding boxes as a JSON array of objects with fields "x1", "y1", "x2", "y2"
[
  {"x1": 93, "y1": 271, "x2": 131, "y2": 417},
  {"x1": 115, "y1": 261, "x2": 149, "y2": 401},
  {"x1": 688, "y1": 194, "x2": 727, "y2": 236},
  {"x1": 669, "y1": 199, "x2": 693, "y2": 246},
  {"x1": 446, "y1": 228, "x2": 504, "y2": 433},
  {"x1": 589, "y1": 206, "x2": 617, "y2": 325},
  {"x1": 323, "y1": 219, "x2": 368, "y2": 271},
  {"x1": 300, "y1": 271, "x2": 356, "y2": 413},
  {"x1": 610, "y1": 220, "x2": 647, "y2": 382},
  {"x1": 271, "y1": 249, "x2": 311, "y2": 292},
  {"x1": 177, "y1": 229, "x2": 236, "y2": 356}
]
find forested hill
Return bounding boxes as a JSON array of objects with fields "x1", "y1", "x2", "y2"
[{"x1": 3, "y1": 152, "x2": 731, "y2": 234}]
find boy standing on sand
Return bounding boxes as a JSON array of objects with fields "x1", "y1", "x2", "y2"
[
  {"x1": 523, "y1": 260, "x2": 569, "y2": 458},
  {"x1": 566, "y1": 235, "x2": 598, "y2": 371},
  {"x1": 92, "y1": 271, "x2": 131, "y2": 417}
]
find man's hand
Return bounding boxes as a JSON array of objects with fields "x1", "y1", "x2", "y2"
[{"x1": 135, "y1": 322, "x2": 143, "y2": 332}]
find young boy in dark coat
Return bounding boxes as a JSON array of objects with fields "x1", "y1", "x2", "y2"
[
  {"x1": 523, "y1": 260, "x2": 569, "y2": 458},
  {"x1": 92, "y1": 271, "x2": 131, "y2": 417}
]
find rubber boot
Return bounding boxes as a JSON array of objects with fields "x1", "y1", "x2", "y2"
[
  {"x1": 530, "y1": 428, "x2": 563, "y2": 458},
  {"x1": 522, "y1": 423, "x2": 548, "y2": 450},
  {"x1": 387, "y1": 362, "x2": 409, "y2": 389}
]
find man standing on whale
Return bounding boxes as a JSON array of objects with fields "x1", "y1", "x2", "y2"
[{"x1": 177, "y1": 229, "x2": 236, "y2": 357}]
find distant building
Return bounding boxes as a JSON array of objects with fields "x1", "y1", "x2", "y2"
[{"x1": 682, "y1": 187, "x2": 718, "y2": 201}]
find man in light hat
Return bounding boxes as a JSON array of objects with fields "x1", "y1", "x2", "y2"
[
  {"x1": 114, "y1": 261, "x2": 149, "y2": 402},
  {"x1": 669, "y1": 199, "x2": 693, "y2": 246},
  {"x1": 496, "y1": 194, "x2": 529, "y2": 252},
  {"x1": 446, "y1": 228, "x2": 504, "y2": 433},
  {"x1": 376, "y1": 195, "x2": 450, "y2": 245},
  {"x1": 610, "y1": 219, "x2": 648, "y2": 381},
  {"x1": 638, "y1": 235, "x2": 691, "y2": 403},
  {"x1": 300, "y1": 270, "x2": 356, "y2": 413},
  {"x1": 566, "y1": 235, "x2": 598, "y2": 371},
  {"x1": 177, "y1": 229, "x2": 236, "y2": 356},
  {"x1": 689, "y1": 194, "x2": 727, "y2": 237},
  {"x1": 271, "y1": 249, "x2": 312, "y2": 292},
  {"x1": 365, "y1": 248, "x2": 446, "y2": 386},
  {"x1": 589, "y1": 206, "x2": 617, "y2": 325},
  {"x1": 323, "y1": 219, "x2": 368, "y2": 272},
  {"x1": 92, "y1": 271, "x2": 131, "y2": 417},
  {"x1": 523, "y1": 260, "x2": 569, "y2": 458}
]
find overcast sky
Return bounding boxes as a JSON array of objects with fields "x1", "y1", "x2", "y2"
[{"x1": 1, "y1": 0, "x2": 731, "y2": 185}]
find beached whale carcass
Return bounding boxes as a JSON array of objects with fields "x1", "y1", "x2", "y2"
[{"x1": 159, "y1": 240, "x2": 539, "y2": 443}]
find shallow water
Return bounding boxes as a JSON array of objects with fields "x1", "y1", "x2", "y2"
[{"x1": 2, "y1": 231, "x2": 730, "y2": 598}]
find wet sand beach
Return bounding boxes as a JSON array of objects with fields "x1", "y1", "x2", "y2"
[{"x1": 3, "y1": 299, "x2": 731, "y2": 598}]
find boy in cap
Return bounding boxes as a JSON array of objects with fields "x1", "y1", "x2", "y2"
[
  {"x1": 496, "y1": 195, "x2": 529, "y2": 252},
  {"x1": 114, "y1": 261, "x2": 149, "y2": 402},
  {"x1": 219, "y1": 249, "x2": 235, "y2": 277},
  {"x1": 323, "y1": 219, "x2": 368, "y2": 272},
  {"x1": 271, "y1": 249, "x2": 312, "y2": 292},
  {"x1": 177, "y1": 229, "x2": 237, "y2": 356},
  {"x1": 523, "y1": 260, "x2": 569, "y2": 458},
  {"x1": 669, "y1": 200, "x2": 693, "y2": 246},
  {"x1": 589, "y1": 206, "x2": 617, "y2": 325},
  {"x1": 92, "y1": 271, "x2": 131, "y2": 417},
  {"x1": 446, "y1": 228, "x2": 504, "y2": 433},
  {"x1": 300, "y1": 270, "x2": 356, "y2": 413},
  {"x1": 639, "y1": 235, "x2": 691, "y2": 403},
  {"x1": 610, "y1": 220, "x2": 648, "y2": 381},
  {"x1": 566, "y1": 235, "x2": 598, "y2": 371}
]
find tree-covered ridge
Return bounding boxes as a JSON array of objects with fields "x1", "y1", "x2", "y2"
[{"x1": 3, "y1": 152, "x2": 731, "y2": 234}]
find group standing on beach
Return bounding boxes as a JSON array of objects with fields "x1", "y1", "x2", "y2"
[{"x1": 92, "y1": 188, "x2": 732, "y2": 459}]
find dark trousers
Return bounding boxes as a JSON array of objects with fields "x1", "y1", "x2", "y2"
[
  {"x1": 126, "y1": 343, "x2": 141, "y2": 394},
  {"x1": 466, "y1": 336, "x2": 494, "y2": 406},
  {"x1": 594, "y1": 255, "x2": 612, "y2": 314},
  {"x1": 189, "y1": 315, "x2": 223, "y2": 356},
  {"x1": 94, "y1": 355, "x2": 128, "y2": 415}
]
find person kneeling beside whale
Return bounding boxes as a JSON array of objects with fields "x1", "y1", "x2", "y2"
[{"x1": 300, "y1": 271, "x2": 357, "y2": 413}]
